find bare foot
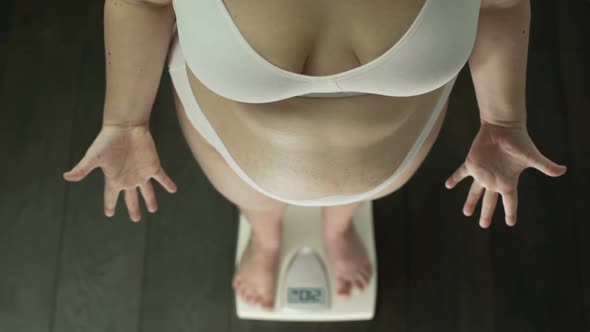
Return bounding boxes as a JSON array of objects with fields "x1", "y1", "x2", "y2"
[
  {"x1": 232, "y1": 231, "x2": 281, "y2": 311},
  {"x1": 323, "y1": 224, "x2": 373, "y2": 298}
]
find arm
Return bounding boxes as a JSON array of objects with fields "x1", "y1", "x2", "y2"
[
  {"x1": 61, "y1": 0, "x2": 178, "y2": 221},
  {"x1": 102, "y1": 0, "x2": 176, "y2": 127},
  {"x1": 468, "y1": 0, "x2": 531, "y2": 129},
  {"x1": 445, "y1": 0, "x2": 567, "y2": 229}
]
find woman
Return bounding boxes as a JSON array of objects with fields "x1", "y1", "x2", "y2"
[{"x1": 63, "y1": 0, "x2": 567, "y2": 312}]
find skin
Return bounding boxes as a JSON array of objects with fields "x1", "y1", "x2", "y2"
[
  {"x1": 63, "y1": 125, "x2": 176, "y2": 222},
  {"x1": 64, "y1": 0, "x2": 177, "y2": 222},
  {"x1": 445, "y1": 121, "x2": 567, "y2": 228},
  {"x1": 447, "y1": 0, "x2": 567, "y2": 228},
  {"x1": 62, "y1": 0, "x2": 565, "y2": 237},
  {"x1": 64, "y1": 0, "x2": 566, "y2": 227}
]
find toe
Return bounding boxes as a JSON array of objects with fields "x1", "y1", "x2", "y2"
[
  {"x1": 250, "y1": 289, "x2": 261, "y2": 305},
  {"x1": 352, "y1": 282, "x2": 363, "y2": 293},
  {"x1": 252, "y1": 293, "x2": 262, "y2": 305},
  {"x1": 354, "y1": 275, "x2": 366, "y2": 291},
  {"x1": 238, "y1": 284, "x2": 247, "y2": 301},
  {"x1": 336, "y1": 278, "x2": 352, "y2": 298},
  {"x1": 232, "y1": 276, "x2": 241, "y2": 290},
  {"x1": 239, "y1": 285, "x2": 252, "y2": 303},
  {"x1": 260, "y1": 296, "x2": 274, "y2": 311},
  {"x1": 362, "y1": 265, "x2": 372, "y2": 280},
  {"x1": 245, "y1": 289, "x2": 257, "y2": 304},
  {"x1": 260, "y1": 287, "x2": 274, "y2": 308},
  {"x1": 360, "y1": 269, "x2": 371, "y2": 284},
  {"x1": 237, "y1": 286, "x2": 247, "y2": 300}
]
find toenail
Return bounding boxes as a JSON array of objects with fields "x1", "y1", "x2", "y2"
[
  {"x1": 240, "y1": 288, "x2": 248, "y2": 298},
  {"x1": 357, "y1": 274, "x2": 367, "y2": 285}
]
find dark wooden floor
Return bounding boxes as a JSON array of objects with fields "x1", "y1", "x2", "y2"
[{"x1": 1, "y1": 0, "x2": 588, "y2": 331}]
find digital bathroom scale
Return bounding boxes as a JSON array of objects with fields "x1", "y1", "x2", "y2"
[{"x1": 234, "y1": 201, "x2": 377, "y2": 321}]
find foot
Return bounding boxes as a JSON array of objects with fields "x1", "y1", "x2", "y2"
[
  {"x1": 323, "y1": 223, "x2": 373, "y2": 298},
  {"x1": 232, "y1": 231, "x2": 281, "y2": 311}
]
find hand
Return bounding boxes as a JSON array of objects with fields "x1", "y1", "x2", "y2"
[
  {"x1": 444, "y1": 121, "x2": 567, "y2": 228},
  {"x1": 63, "y1": 125, "x2": 177, "y2": 222}
]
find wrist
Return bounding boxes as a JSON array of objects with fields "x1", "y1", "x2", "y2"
[
  {"x1": 480, "y1": 117, "x2": 526, "y2": 130},
  {"x1": 103, "y1": 110, "x2": 150, "y2": 128},
  {"x1": 102, "y1": 99, "x2": 152, "y2": 128},
  {"x1": 102, "y1": 120, "x2": 150, "y2": 128},
  {"x1": 478, "y1": 102, "x2": 527, "y2": 130}
]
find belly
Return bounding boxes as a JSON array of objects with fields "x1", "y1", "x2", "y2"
[{"x1": 176, "y1": 0, "x2": 451, "y2": 200}]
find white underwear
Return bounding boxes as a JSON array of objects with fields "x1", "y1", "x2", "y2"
[{"x1": 167, "y1": 29, "x2": 457, "y2": 207}]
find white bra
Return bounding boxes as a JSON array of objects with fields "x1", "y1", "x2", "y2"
[{"x1": 172, "y1": 0, "x2": 480, "y2": 103}]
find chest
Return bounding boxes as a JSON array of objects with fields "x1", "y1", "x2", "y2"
[
  {"x1": 174, "y1": 0, "x2": 479, "y2": 102},
  {"x1": 220, "y1": 0, "x2": 428, "y2": 77}
]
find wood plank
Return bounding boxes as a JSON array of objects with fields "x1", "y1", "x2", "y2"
[
  {"x1": 490, "y1": 54, "x2": 584, "y2": 330},
  {"x1": 556, "y1": 0, "x2": 590, "y2": 330},
  {"x1": 404, "y1": 142, "x2": 462, "y2": 332},
  {"x1": 402, "y1": 67, "x2": 494, "y2": 332},
  {"x1": 231, "y1": 318, "x2": 315, "y2": 332},
  {"x1": 51, "y1": 2, "x2": 146, "y2": 331},
  {"x1": 138, "y1": 73, "x2": 234, "y2": 332},
  {"x1": 0, "y1": 0, "x2": 12, "y2": 82},
  {"x1": 0, "y1": 0, "x2": 87, "y2": 330},
  {"x1": 490, "y1": 1, "x2": 585, "y2": 329},
  {"x1": 367, "y1": 192, "x2": 409, "y2": 332}
]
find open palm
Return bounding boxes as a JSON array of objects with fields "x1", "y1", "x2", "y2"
[
  {"x1": 63, "y1": 125, "x2": 177, "y2": 222},
  {"x1": 444, "y1": 121, "x2": 567, "y2": 228}
]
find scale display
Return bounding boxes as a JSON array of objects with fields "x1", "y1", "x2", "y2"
[{"x1": 287, "y1": 287, "x2": 326, "y2": 304}]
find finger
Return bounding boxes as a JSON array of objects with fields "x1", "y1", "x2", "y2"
[
  {"x1": 139, "y1": 180, "x2": 158, "y2": 213},
  {"x1": 501, "y1": 188, "x2": 518, "y2": 227},
  {"x1": 463, "y1": 180, "x2": 484, "y2": 217},
  {"x1": 152, "y1": 167, "x2": 178, "y2": 193},
  {"x1": 104, "y1": 185, "x2": 120, "y2": 218},
  {"x1": 63, "y1": 154, "x2": 98, "y2": 182},
  {"x1": 445, "y1": 163, "x2": 469, "y2": 189},
  {"x1": 479, "y1": 189, "x2": 498, "y2": 229},
  {"x1": 124, "y1": 187, "x2": 142, "y2": 222},
  {"x1": 527, "y1": 149, "x2": 567, "y2": 177}
]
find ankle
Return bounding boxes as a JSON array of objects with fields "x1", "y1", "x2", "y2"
[
  {"x1": 250, "y1": 227, "x2": 282, "y2": 252},
  {"x1": 322, "y1": 219, "x2": 354, "y2": 240}
]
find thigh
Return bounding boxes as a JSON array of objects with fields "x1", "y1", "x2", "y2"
[
  {"x1": 364, "y1": 99, "x2": 449, "y2": 201},
  {"x1": 172, "y1": 88, "x2": 288, "y2": 212}
]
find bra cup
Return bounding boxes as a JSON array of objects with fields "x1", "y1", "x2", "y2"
[{"x1": 173, "y1": 0, "x2": 480, "y2": 103}]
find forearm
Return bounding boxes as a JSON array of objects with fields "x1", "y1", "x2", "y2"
[
  {"x1": 468, "y1": 0, "x2": 531, "y2": 128},
  {"x1": 102, "y1": 0, "x2": 175, "y2": 126}
]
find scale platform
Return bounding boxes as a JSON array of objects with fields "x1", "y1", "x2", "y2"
[{"x1": 234, "y1": 201, "x2": 377, "y2": 321}]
